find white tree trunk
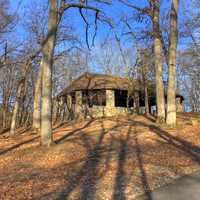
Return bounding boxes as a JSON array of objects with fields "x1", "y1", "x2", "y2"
[
  {"x1": 32, "y1": 60, "x2": 43, "y2": 131},
  {"x1": 10, "y1": 80, "x2": 24, "y2": 135},
  {"x1": 144, "y1": 83, "x2": 149, "y2": 115},
  {"x1": 40, "y1": 0, "x2": 58, "y2": 146},
  {"x1": 153, "y1": 1, "x2": 166, "y2": 123},
  {"x1": 166, "y1": 0, "x2": 179, "y2": 125}
]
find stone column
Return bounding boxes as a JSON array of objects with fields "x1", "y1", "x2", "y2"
[
  {"x1": 176, "y1": 97, "x2": 183, "y2": 112},
  {"x1": 75, "y1": 91, "x2": 82, "y2": 118},
  {"x1": 67, "y1": 95, "x2": 72, "y2": 110},
  {"x1": 134, "y1": 91, "x2": 140, "y2": 114},
  {"x1": 106, "y1": 90, "x2": 115, "y2": 107},
  {"x1": 66, "y1": 95, "x2": 73, "y2": 119}
]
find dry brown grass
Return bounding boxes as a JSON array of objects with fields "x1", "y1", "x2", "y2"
[{"x1": 0, "y1": 113, "x2": 200, "y2": 200}]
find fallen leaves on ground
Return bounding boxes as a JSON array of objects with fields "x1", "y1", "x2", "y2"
[{"x1": 0, "y1": 113, "x2": 200, "y2": 200}]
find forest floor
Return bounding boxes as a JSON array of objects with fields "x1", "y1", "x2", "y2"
[{"x1": 0, "y1": 113, "x2": 200, "y2": 200}]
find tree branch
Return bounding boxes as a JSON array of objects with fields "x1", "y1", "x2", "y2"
[
  {"x1": 61, "y1": 3, "x2": 100, "y2": 14},
  {"x1": 79, "y1": 8, "x2": 90, "y2": 49},
  {"x1": 119, "y1": 0, "x2": 152, "y2": 16}
]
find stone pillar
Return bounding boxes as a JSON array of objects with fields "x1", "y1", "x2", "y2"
[
  {"x1": 134, "y1": 91, "x2": 140, "y2": 114},
  {"x1": 176, "y1": 97, "x2": 183, "y2": 112},
  {"x1": 67, "y1": 95, "x2": 72, "y2": 110},
  {"x1": 66, "y1": 95, "x2": 73, "y2": 119},
  {"x1": 75, "y1": 91, "x2": 82, "y2": 117},
  {"x1": 106, "y1": 90, "x2": 115, "y2": 107}
]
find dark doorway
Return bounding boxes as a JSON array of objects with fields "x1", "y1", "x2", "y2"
[{"x1": 114, "y1": 90, "x2": 128, "y2": 107}]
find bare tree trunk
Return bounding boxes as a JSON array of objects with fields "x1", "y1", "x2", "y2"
[
  {"x1": 141, "y1": 60, "x2": 149, "y2": 116},
  {"x1": 53, "y1": 98, "x2": 59, "y2": 124},
  {"x1": 32, "y1": 60, "x2": 42, "y2": 131},
  {"x1": 25, "y1": 112, "x2": 31, "y2": 127},
  {"x1": 18, "y1": 80, "x2": 27, "y2": 127},
  {"x1": 10, "y1": 79, "x2": 24, "y2": 135},
  {"x1": 40, "y1": 0, "x2": 58, "y2": 146},
  {"x1": 134, "y1": 91, "x2": 140, "y2": 114},
  {"x1": 153, "y1": 1, "x2": 166, "y2": 123},
  {"x1": 166, "y1": 0, "x2": 179, "y2": 125},
  {"x1": 144, "y1": 83, "x2": 149, "y2": 115},
  {"x1": 2, "y1": 106, "x2": 7, "y2": 128},
  {"x1": 2, "y1": 92, "x2": 11, "y2": 128}
]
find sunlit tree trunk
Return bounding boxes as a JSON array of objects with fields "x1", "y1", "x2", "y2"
[
  {"x1": 2, "y1": 104, "x2": 8, "y2": 128},
  {"x1": 141, "y1": 61, "x2": 149, "y2": 116},
  {"x1": 40, "y1": 0, "x2": 58, "y2": 146},
  {"x1": 18, "y1": 80, "x2": 27, "y2": 127},
  {"x1": 153, "y1": 1, "x2": 166, "y2": 123},
  {"x1": 32, "y1": 60, "x2": 43, "y2": 131},
  {"x1": 134, "y1": 91, "x2": 140, "y2": 114},
  {"x1": 10, "y1": 79, "x2": 25, "y2": 135},
  {"x1": 166, "y1": 0, "x2": 179, "y2": 125},
  {"x1": 2, "y1": 88, "x2": 11, "y2": 128},
  {"x1": 144, "y1": 83, "x2": 149, "y2": 115}
]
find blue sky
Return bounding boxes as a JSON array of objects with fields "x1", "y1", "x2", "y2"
[
  {"x1": 7, "y1": 0, "x2": 198, "y2": 65},
  {"x1": 9, "y1": 0, "x2": 196, "y2": 49}
]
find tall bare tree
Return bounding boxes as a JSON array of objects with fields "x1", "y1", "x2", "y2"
[
  {"x1": 10, "y1": 78, "x2": 26, "y2": 135},
  {"x1": 119, "y1": 0, "x2": 166, "y2": 122},
  {"x1": 0, "y1": 0, "x2": 17, "y2": 129},
  {"x1": 0, "y1": 57, "x2": 16, "y2": 129},
  {"x1": 39, "y1": 0, "x2": 109, "y2": 146},
  {"x1": 166, "y1": 0, "x2": 179, "y2": 125},
  {"x1": 40, "y1": 0, "x2": 58, "y2": 146},
  {"x1": 9, "y1": 49, "x2": 40, "y2": 135},
  {"x1": 152, "y1": 0, "x2": 166, "y2": 122},
  {"x1": 32, "y1": 60, "x2": 43, "y2": 131}
]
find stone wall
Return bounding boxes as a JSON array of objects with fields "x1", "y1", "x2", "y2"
[
  {"x1": 75, "y1": 91, "x2": 82, "y2": 117},
  {"x1": 60, "y1": 90, "x2": 184, "y2": 120},
  {"x1": 73, "y1": 89, "x2": 131, "y2": 119},
  {"x1": 88, "y1": 106, "x2": 130, "y2": 118}
]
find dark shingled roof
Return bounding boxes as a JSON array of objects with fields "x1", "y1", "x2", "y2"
[
  {"x1": 58, "y1": 72, "x2": 184, "y2": 101},
  {"x1": 58, "y1": 72, "x2": 136, "y2": 96}
]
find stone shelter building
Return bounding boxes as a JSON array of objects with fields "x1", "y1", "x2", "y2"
[{"x1": 56, "y1": 73, "x2": 184, "y2": 119}]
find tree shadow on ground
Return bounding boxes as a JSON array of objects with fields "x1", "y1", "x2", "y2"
[
  {"x1": 129, "y1": 116, "x2": 200, "y2": 164},
  {"x1": 111, "y1": 125, "x2": 131, "y2": 200},
  {"x1": 0, "y1": 127, "x2": 10, "y2": 135},
  {"x1": 55, "y1": 119, "x2": 95, "y2": 144},
  {"x1": 57, "y1": 120, "x2": 110, "y2": 200},
  {"x1": 0, "y1": 119, "x2": 92, "y2": 156},
  {"x1": 36, "y1": 116, "x2": 200, "y2": 200},
  {"x1": 0, "y1": 135, "x2": 39, "y2": 156},
  {"x1": 143, "y1": 114, "x2": 156, "y2": 123},
  {"x1": 149, "y1": 124, "x2": 200, "y2": 164},
  {"x1": 4, "y1": 115, "x2": 200, "y2": 200},
  {"x1": 134, "y1": 127, "x2": 153, "y2": 200},
  {"x1": 134, "y1": 117, "x2": 200, "y2": 200},
  {"x1": 0, "y1": 126, "x2": 32, "y2": 136},
  {"x1": 56, "y1": 117, "x2": 154, "y2": 200}
]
